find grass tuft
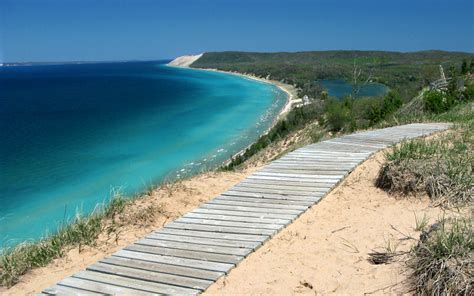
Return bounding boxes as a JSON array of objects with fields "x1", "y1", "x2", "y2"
[
  {"x1": 407, "y1": 217, "x2": 473, "y2": 295},
  {"x1": 0, "y1": 191, "x2": 128, "y2": 287},
  {"x1": 376, "y1": 121, "x2": 473, "y2": 207}
]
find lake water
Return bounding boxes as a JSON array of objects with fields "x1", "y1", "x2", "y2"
[
  {"x1": 0, "y1": 61, "x2": 287, "y2": 247},
  {"x1": 317, "y1": 79, "x2": 389, "y2": 99}
]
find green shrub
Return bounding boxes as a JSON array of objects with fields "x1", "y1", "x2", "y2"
[
  {"x1": 367, "y1": 91, "x2": 403, "y2": 124},
  {"x1": 325, "y1": 98, "x2": 351, "y2": 132},
  {"x1": 423, "y1": 90, "x2": 450, "y2": 113}
]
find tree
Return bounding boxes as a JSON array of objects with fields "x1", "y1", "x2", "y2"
[{"x1": 461, "y1": 60, "x2": 468, "y2": 74}]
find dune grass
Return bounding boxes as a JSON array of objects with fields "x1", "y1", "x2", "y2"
[
  {"x1": 376, "y1": 102, "x2": 473, "y2": 207},
  {"x1": 408, "y1": 217, "x2": 473, "y2": 295},
  {"x1": 0, "y1": 193, "x2": 128, "y2": 288}
]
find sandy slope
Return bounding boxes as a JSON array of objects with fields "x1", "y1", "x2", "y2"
[
  {"x1": 168, "y1": 54, "x2": 203, "y2": 67},
  {"x1": 204, "y1": 151, "x2": 449, "y2": 295}
]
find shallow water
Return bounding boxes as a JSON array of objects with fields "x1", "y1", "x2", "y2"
[{"x1": 0, "y1": 61, "x2": 286, "y2": 247}]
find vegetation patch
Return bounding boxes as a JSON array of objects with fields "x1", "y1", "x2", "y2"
[
  {"x1": 376, "y1": 124, "x2": 473, "y2": 207},
  {"x1": 0, "y1": 191, "x2": 163, "y2": 288},
  {"x1": 407, "y1": 217, "x2": 473, "y2": 295}
]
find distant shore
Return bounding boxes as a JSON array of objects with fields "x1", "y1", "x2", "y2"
[{"x1": 167, "y1": 54, "x2": 298, "y2": 119}]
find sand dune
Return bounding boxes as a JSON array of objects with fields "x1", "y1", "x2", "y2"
[{"x1": 168, "y1": 54, "x2": 203, "y2": 67}]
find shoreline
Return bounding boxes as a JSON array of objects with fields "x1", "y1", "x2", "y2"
[{"x1": 166, "y1": 61, "x2": 298, "y2": 166}]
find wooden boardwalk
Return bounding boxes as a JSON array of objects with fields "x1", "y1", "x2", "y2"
[{"x1": 40, "y1": 123, "x2": 450, "y2": 295}]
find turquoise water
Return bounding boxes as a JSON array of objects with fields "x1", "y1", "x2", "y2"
[
  {"x1": 317, "y1": 79, "x2": 389, "y2": 99},
  {"x1": 0, "y1": 61, "x2": 287, "y2": 247}
]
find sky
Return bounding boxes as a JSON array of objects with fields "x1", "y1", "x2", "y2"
[{"x1": 1, "y1": 0, "x2": 473, "y2": 63}]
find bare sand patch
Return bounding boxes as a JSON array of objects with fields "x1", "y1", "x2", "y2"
[{"x1": 168, "y1": 54, "x2": 203, "y2": 67}]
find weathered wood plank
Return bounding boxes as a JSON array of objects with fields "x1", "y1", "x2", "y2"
[
  {"x1": 72, "y1": 270, "x2": 199, "y2": 295},
  {"x1": 247, "y1": 175, "x2": 341, "y2": 183},
  {"x1": 57, "y1": 277, "x2": 156, "y2": 295},
  {"x1": 156, "y1": 227, "x2": 269, "y2": 243},
  {"x1": 164, "y1": 222, "x2": 276, "y2": 236},
  {"x1": 43, "y1": 284, "x2": 104, "y2": 296},
  {"x1": 192, "y1": 207, "x2": 298, "y2": 220},
  {"x1": 230, "y1": 185, "x2": 327, "y2": 196},
  {"x1": 87, "y1": 262, "x2": 213, "y2": 290},
  {"x1": 237, "y1": 179, "x2": 336, "y2": 188},
  {"x1": 100, "y1": 256, "x2": 224, "y2": 281},
  {"x1": 214, "y1": 195, "x2": 313, "y2": 206},
  {"x1": 136, "y1": 237, "x2": 252, "y2": 256},
  {"x1": 146, "y1": 232, "x2": 260, "y2": 249},
  {"x1": 199, "y1": 203, "x2": 302, "y2": 215},
  {"x1": 174, "y1": 217, "x2": 283, "y2": 230},
  {"x1": 207, "y1": 198, "x2": 308, "y2": 210},
  {"x1": 253, "y1": 172, "x2": 344, "y2": 180},
  {"x1": 113, "y1": 250, "x2": 234, "y2": 272},
  {"x1": 236, "y1": 181, "x2": 333, "y2": 192},
  {"x1": 223, "y1": 190, "x2": 323, "y2": 202},
  {"x1": 182, "y1": 211, "x2": 291, "y2": 224},
  {"x1": 126, "y1": 244, "x2": 243, "y2": 264}
]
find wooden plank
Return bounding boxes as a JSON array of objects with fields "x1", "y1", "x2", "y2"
[
  {"x1": 87, "y1": 262, "x2": 213, "y2": 291},
  {"x1": 247, "y1": 175, "x2": 341, "y2": 183},
  {"x1": 56, "y1": 277, "x2": 155, "y2": 295},
  {"x1": 273, "y1": 159, "x2": 360, "y2": 165},
  {"x1": 101, "y1": 256, "x2": 224, "y2": 281},
  {"x1": 199, "y1": 203, "x2": 302, "y2": 215},
  {"x1": 164, "y1": 222, "x2": 276, "y2": 236},
  {"x1": 183, "y1": 211, "x2": 291, "y2": 224},
  {"x1": 175, "y1": 217, "x2": 283, "y2": 230},
  {"x1": 72, "y1": 270, "x2": 199, "y2": 295},
  {"x1": 282, "y1": 155, "x2": 367, "y2": 161},
  {"x1": 156, "y1": 227, "x2": 269, "y2": 243},
  {"x1": 43, "y1": 284, "x2": 104, "y2": 295},
  {"x1": 146, "y1": 233, "x2": 260, "y2": 249},
  {"x1": 260, "y1": 168, "x2": 346, "y2": 175},
  {"x1": 253, "y1": 172, "x2": 344, "y2": 180},
  {"x1": 236, "y1": 181, "x2": 333, "y2": 192},
  {"x1": 126, "y1": 244, "x2": 243, "y2": 264},
  {"x1": 136, "y1": 237, "x2": 251, "y2": 256},
  {"x1": 238, "y1": 178, "x2": 336, "y2": 188},
  {"x1": 207, "y1": 198, "x2": 308, "y2": 211},
  {"x1": 230, "y1": 185, "x2": 327, "y2": 196},
  {"x1": 223, "y1": 190, "x2": 323, "y2": 202},
  {"x1": 192, "y1": 207, "x2": 297, "y2": 220},
  {"x1": 266, "y1": 164, "x2": 355, "y2": 171},
  {"x1": 214, "y1": 195, "x2": 313, "y2": 206},
  {"x1": 114, "y1": 250, "x2": 234, "y2": 273}
]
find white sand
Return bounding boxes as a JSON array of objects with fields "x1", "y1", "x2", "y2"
[{"x1": 167, "y1": 54, "x2": 203, "y2": 67}]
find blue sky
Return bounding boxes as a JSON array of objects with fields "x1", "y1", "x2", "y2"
[{"x1": 1, "y1": 0, "x2": 473, "y2": 63}]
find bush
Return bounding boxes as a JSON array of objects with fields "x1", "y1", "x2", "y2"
[
  {"x1": 423, "y1": 90, "x2": 451, "y2": 114},
  {"x1": 408, "y1": 218, "x2": 473, "y2": 295},
  {"x1": 324, "y1": 98, "x2": 351, "y2": 132},
  {"x1": 367, "y1": 91, "x2": 403, "y2": 124}
]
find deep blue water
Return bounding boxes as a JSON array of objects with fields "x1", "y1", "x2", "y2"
[
  {"x1": 0, "y1": 61, "x2": 286, "y2": 247},
  {"x1": 317, "y1": 79, "x2": 389, "y2": 99}
]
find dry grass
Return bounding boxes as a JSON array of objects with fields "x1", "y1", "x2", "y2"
[
  {"x1": 376, "y1": 123, "x2": 473, "y2": 207},
  {"x1": 407, "y1": 217, "x2": 473, "y2": 295}
]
